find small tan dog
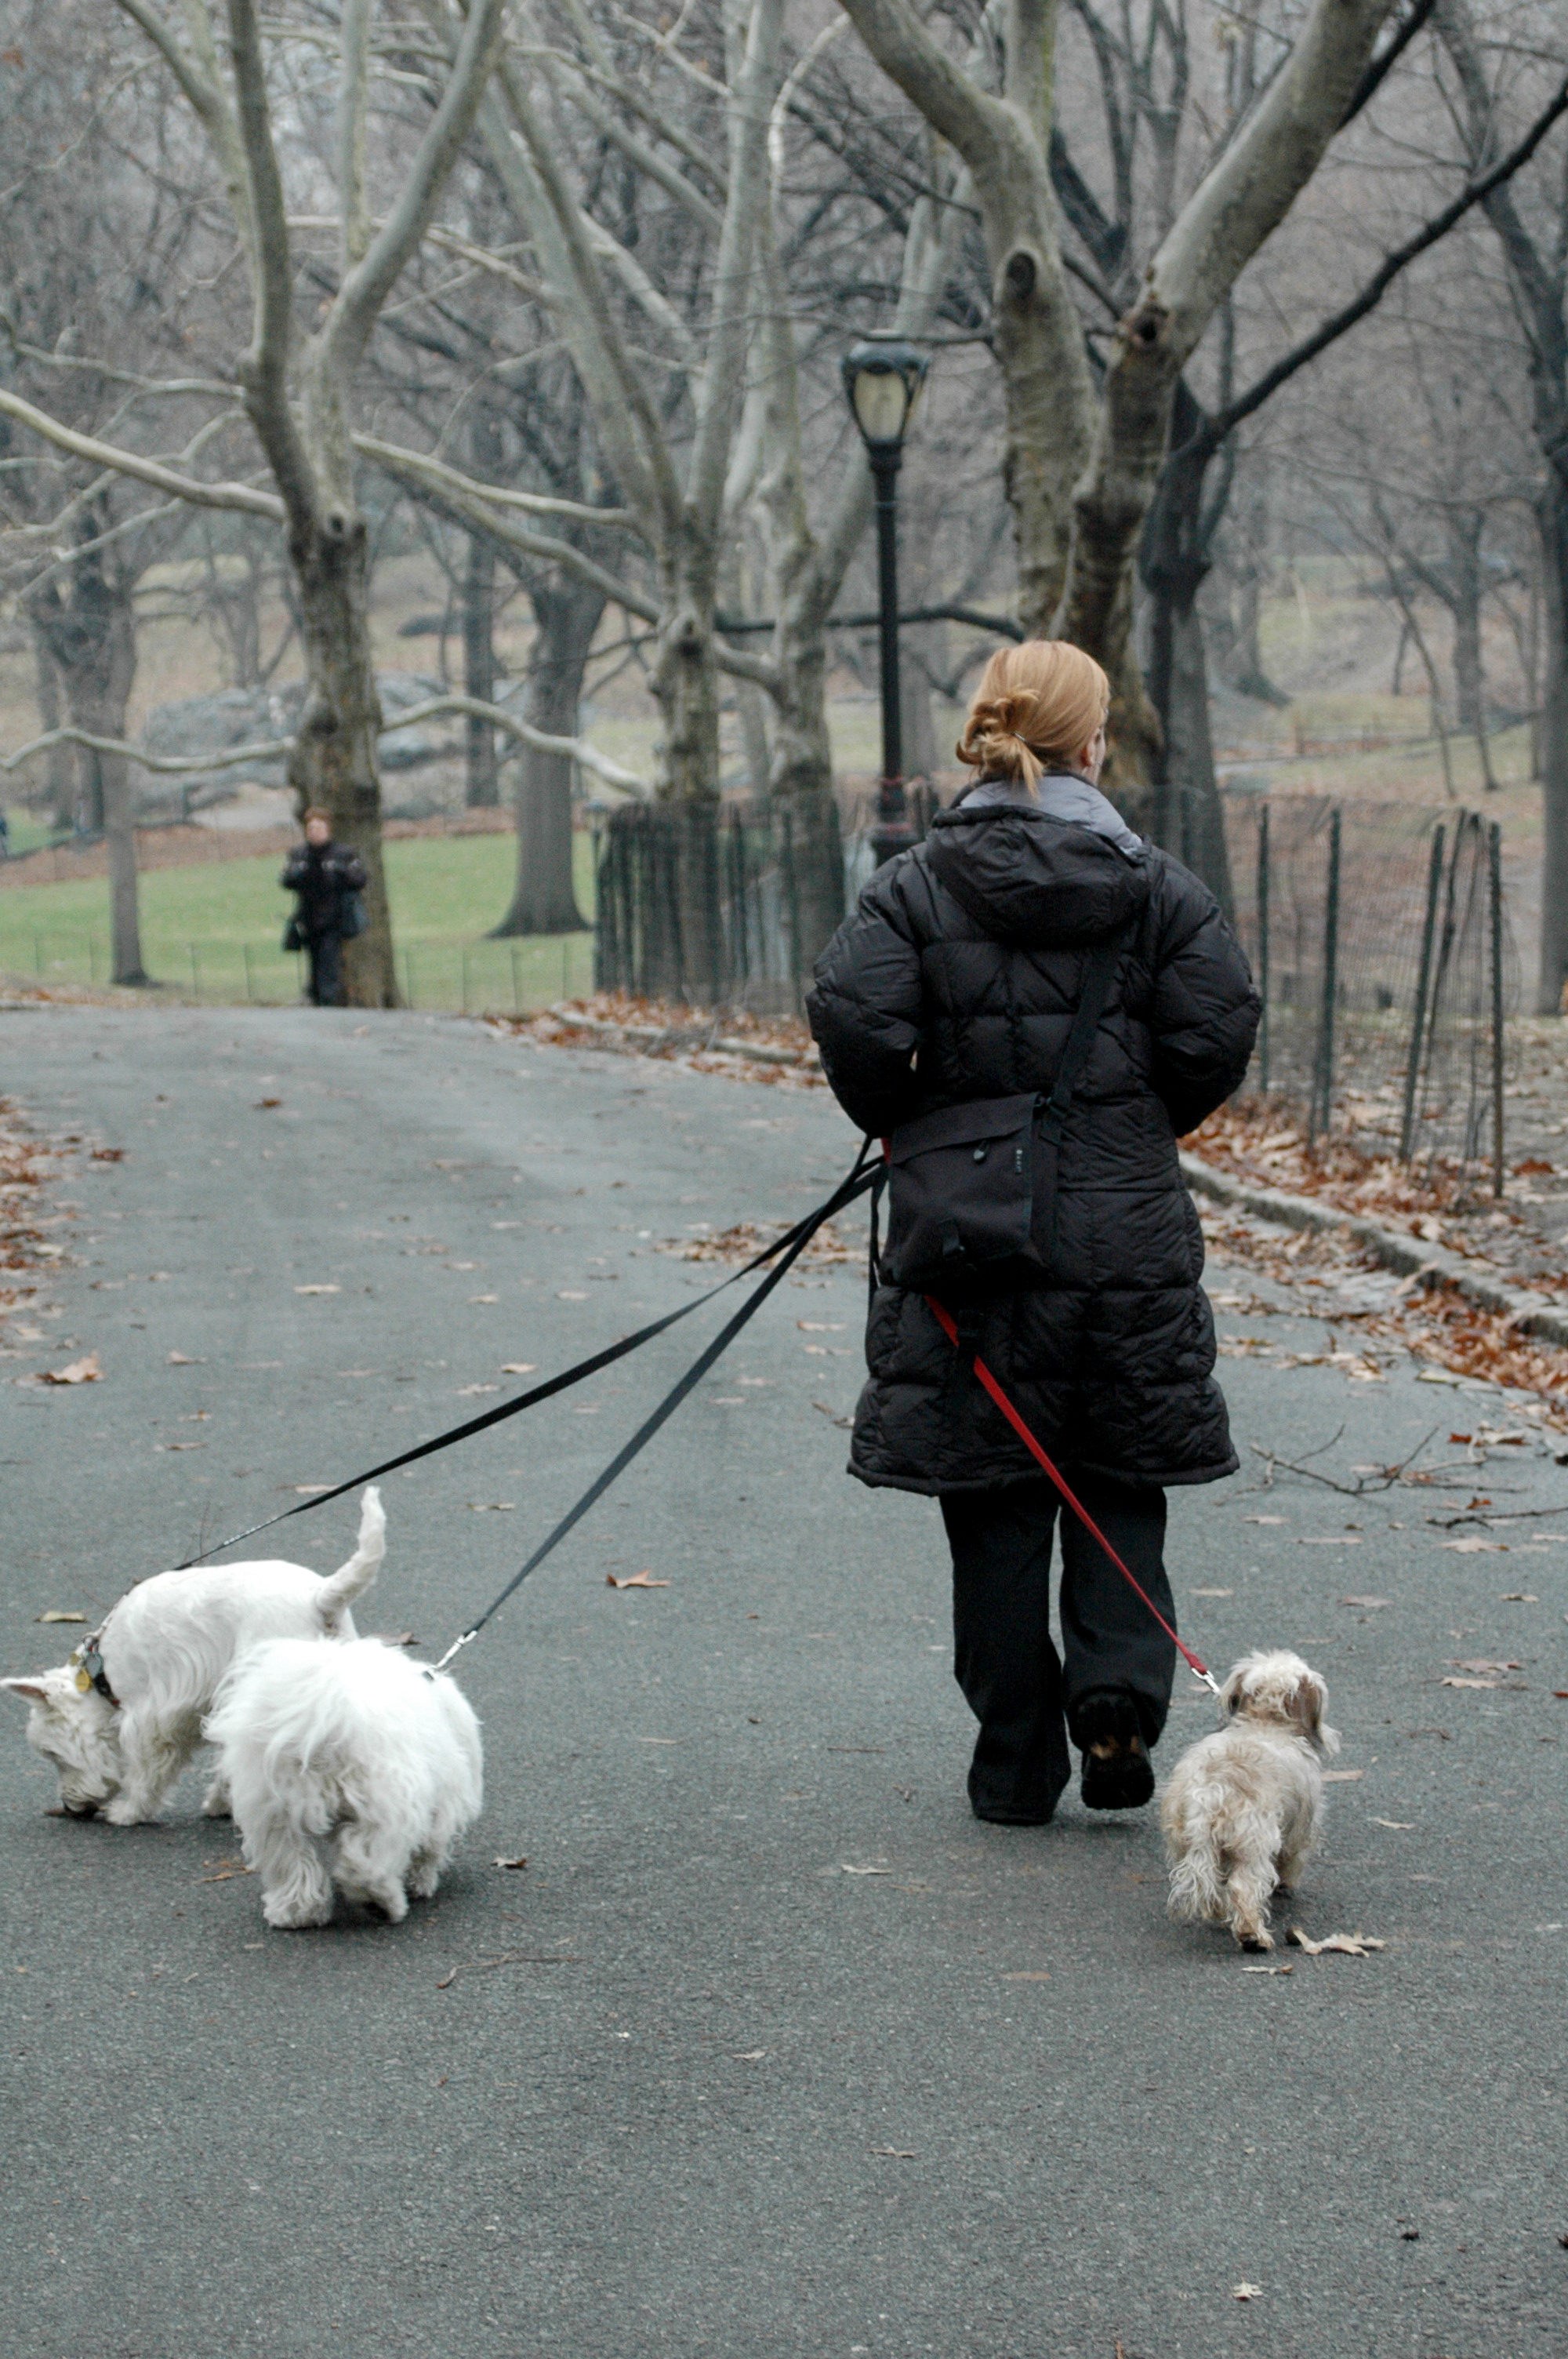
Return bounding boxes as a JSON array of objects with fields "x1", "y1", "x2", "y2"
[{"x1": 1160, "y1": 1650, "x2": 1338, "y2": 1950}]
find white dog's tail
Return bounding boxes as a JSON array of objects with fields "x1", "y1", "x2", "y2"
[{"x1": 314, "y1": 1487, "x2": 386, "y2": 1634}]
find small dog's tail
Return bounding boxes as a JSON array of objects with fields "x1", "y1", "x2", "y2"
[{"x1": 314, "y1": 1487, "x2": 386, "y2": 1634}]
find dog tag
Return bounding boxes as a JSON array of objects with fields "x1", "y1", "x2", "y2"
[{"x1": 74, "y1": 1667, "x2": 93, "y2": 1694}]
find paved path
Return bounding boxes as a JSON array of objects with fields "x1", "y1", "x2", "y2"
[{"x1": 2, "y1": 1004, "x2": 1564, "y2": 2359}]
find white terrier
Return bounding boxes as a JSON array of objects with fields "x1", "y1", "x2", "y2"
[
  {"x1": 2, "y1": 1488, "x2": 385, "y2": 1824},
  {"x1": 1160, "y1": 1649, "x2": 1339, "y2": 1951},
  {"x1": 205, "y1": 1637, "x2": 482, "y2": 1928}
]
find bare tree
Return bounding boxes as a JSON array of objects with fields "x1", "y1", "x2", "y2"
[{"x1": 0, "y1": 0, "x2": 508, "y2": 1004}]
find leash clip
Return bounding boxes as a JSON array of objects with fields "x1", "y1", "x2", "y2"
[{"x1": 429, "y1": 1630, "x2": 476, "y2": 1679}]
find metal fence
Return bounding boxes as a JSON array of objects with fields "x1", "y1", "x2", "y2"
[
  {"x1": 2, "y1": 929, "x2": 592, "y2": 1012},
  {"x1": 1221, "y1": 793, "x2": 1516, "y2": 1183},
  {"x1": 593, "y1": 792, "x2": 866, "y2": 1009}
]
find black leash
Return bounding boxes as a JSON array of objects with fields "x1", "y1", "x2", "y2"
[
  {"x1": 176, "y1": 1144, "x2": 877, "y2": 1571},
  {"x1": 430, "y1": 1147, "x2": 880, "y2": 1673}
]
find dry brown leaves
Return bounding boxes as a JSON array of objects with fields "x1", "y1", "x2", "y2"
[
  {"x1": 496, "y1": 993, "x2": 824, "y2": 1089},
  {"x1": 1200, "y1": 1201, "x2": 1568, "y2": 1422},
  {"x1": 673, "y1": 1218, "x2": 858, "y2": 1269}
]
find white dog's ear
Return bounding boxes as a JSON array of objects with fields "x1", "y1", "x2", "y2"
[
  {"x1": 1218, "y1": 1663, "x2": 1248, "y2": 1717},
  {"x1": 1286, "y1": 1668, "x2": 1333, "y2": 1753},
  {"x1": 2, "y1": 1677, "x2": 49, "y2": 1705}
]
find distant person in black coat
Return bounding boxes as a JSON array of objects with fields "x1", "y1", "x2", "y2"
[
  {"x1": 281, "y1": 809, "x2": 368, "y2": 1008},
  {"x1": 808, "y1": 642, "x2": 1259, "y2": 1825}
]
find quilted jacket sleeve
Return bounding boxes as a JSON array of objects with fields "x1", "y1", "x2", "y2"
[
  {"x1": 1144, "y1": 855, "x2": 1261, "y2": 1139},
  {"x1": 806, "y1": 863, "x2": 926, "y2": 1139}
]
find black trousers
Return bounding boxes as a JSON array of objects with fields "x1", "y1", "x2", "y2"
[
  {"x1": 306, "y1": 929, "x2": 345, "y2": 1008},
  {"x1": 939, "y1": 1474, "x2": 1176, "y2": 1823}
]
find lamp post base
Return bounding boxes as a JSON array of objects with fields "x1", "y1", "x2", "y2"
[{"x1": 870, "y1": 774, "x2": 913, "y2": 871}]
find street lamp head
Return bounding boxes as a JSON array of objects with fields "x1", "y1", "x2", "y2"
[{"x1": 841, "y1": 332, "x2": 931, "y2": 451}]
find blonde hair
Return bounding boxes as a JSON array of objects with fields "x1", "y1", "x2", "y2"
[{"x1": 956, "y1": 642, "x2": 1110, "y2": 790}]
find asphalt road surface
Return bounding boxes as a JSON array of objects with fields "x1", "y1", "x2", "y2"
[{"x1": 3, "y1": 1003, "x2": 1565, "y2": 2359}]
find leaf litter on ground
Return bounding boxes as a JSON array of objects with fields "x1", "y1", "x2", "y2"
[{"x1": 1287, "y1": 1928, "x2": 1386, "y2": 1957}]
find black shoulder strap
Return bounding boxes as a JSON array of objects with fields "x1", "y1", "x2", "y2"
[{"x1": 1039, "y1": 921, "x2": 1134, "y2": 1140}]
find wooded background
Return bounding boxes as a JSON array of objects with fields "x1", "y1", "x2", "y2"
[{"x1": 2, "y1": 0, "x2": 1565, "y2": 1011}]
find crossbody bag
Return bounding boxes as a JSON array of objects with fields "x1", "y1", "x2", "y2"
[{"x1": 879, "y1": 921, "x2": 1133, "y2": 1293}]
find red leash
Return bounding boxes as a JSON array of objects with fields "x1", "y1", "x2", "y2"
[{"x1": 924, "y1": 1295, "x2": 1218, "y2": 1692}]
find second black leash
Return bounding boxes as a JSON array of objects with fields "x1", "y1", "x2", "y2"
[{"x1": 430, "y1": 1147, "x2": 880, "y2": 1672}]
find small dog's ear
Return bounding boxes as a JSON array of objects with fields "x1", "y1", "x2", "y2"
[
  {"x1": 1218, "y1": 1663, "x2": 1248, "y2": 1717},
  {"x1": 1, "y1": 1677, "x2": 49, "y2": 1706},
  {"x1": 1287, "y1": 1668, "x2": 1331, "y2": 1751}
]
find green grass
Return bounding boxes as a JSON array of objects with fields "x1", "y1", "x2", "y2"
[{"x1": 0, "y1": 828, "x2": 597, "y2": 1010}]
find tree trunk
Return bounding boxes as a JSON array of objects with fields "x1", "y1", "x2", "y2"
[
  {"x1": 27, "y1": 617, "x2": 74, "y2": 830},
  {"x1": 1138, "y1": 409, "x2": 1234, "y2": 913},
  {"x1": 1536, "y1": 477, "x2": 1568, "y2": 1012},
  {"x1": 463, "y1": 532, "x2": 500, "y2": 808},
  {"x1": 284, "y1": 514, "x2": 398, "y2": 1007},
  {"x1": 30, "y1": 533, "x2": 147, "y2": 979},
  {"x1": 650, "y1": 533, "x2": 724, "y2": 1000},
  {"x1": 493, "y1": 573, "x2": 597, "y2": 936}
]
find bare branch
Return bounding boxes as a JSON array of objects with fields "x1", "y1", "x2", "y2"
[
  {"x1": 350, "y1": 432, "x2": 642, "y2": 534},
  {"x1": 0, "y1": 388, "x2": 285, "y2": 519},
  {"x1": 226, "y1": 0, "x2": 316, "y2": 520},
  {"x1": 323, "y1": 0, "x2": 509, "y2": 383}
]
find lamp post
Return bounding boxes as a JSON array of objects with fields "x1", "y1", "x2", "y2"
[{"x1": 841, "y1": 332, "x2": 930, "y2": 867}]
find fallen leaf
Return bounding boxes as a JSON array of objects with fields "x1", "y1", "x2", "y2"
[
  {"x1": 1322, "y1": 1768, "x2": 1365, "y2": 1781},
  {"x1": 1241, "y1": 1964, "x2": 1294, "y2": 1976},
  {"x1": 90, "y1": 1146, "x2": 125, "y2": 1161},
  {"x1": 1243, "y1": 1514, "x2": 1286, "y2": 1525},
  {"x1": 1232, "y1": 2282, "x2": 1264, "y2": 2300},
  {"x1": 436, "y1": 1968, "x2": 459, "y2": 1988},
  {"x1": 293, "y1": 1284, "x2": 339, "y2": 1295},
  {"x1": 1341, "y1": 1595, "x2": 1390, "y2": 1608},
  {"x1": 1501, "y1": 1593, "x2": 1539, "y2": 1603},
  {"x1": 1192, "y1": 1587, "x2": 1232, "y2": 1598},
  {"x1": 468, "y1": 1294, "x2": 499, "y2": 1305},
  {"x1": 466, "y1": 1501, "x2": 515, "y2": 1513},
  {"x1": 1416, "y1": 1367, "x2": 1463, "y2": 1385},
  {"x1": 811, "y1": 1400, "x2": 854, "y2": 1429},
  {"x1": 35, "y1": 1610, "x2": 85, "y2": 1624},
  {"x1": 1441, "y1": 1537, "x2": 1508, "y2": 1554},
  {"x1": 456, "y1": 1383, "x2": 499, "y2": 1397},
  {"x1": 166, "y1": 1350, "x2": 202, "y2": 1365},
  {"x1": 797, "y1": 1321, "x2": 846, "y2": 1332},
  {"x1": 1369, "y1": 1818, "x2": 1414, "y2": 1830},
  {"x1": 501, "y1": 1363, "x2": 537, "y2": 1376},
  {"x1": 1453, "y1": 1659, "x2": 1521, "y2": 1674},
  {"x1": 606, "y1": 1570, "x2": 669, "y2": 1588},
  {"x1": 1442, "y1": 1676, "x2": 1497, "y2": 1688},
  {"x1": 557, "y1": 1290, "x2": 588, "y2": 1301},
  {"x1": 293, "y1": 1484, "x2": 333, "y2": 1496},
  {"x1": 1287, "y1": 1928, "x2": 1385, "y2": 1957},
  {"x1": 155, "y1": 1440, "x2": 206, "y2": 1452},
  {"x1": 729, "y1": 2049, "x2": 768, "y2": 2061},
  {"x1": 256, "y1": 1097, "x2": 281, "y2": 1109},
  {"x1": 493, "y1": 1856, "x2": 528, "y2": 1871},
  {"x1": 38, "y1": 1354, "x2": 100, "y2": 1385},
  {"x1": 841, "y1": 1864, "x2": 892, "y2": 1875},
  {"x1": 871, "y1": 2147, "x2": 916, "y2": 2158},
  {"x1": 1298, "y1": 1536, "x2": 1362, "y2": 1547},
  {"x1": 1003, "y1": 1971, "x2": 1051, "y2": 1982},
  {"x1": 195, "y1": 1859, "x2": 254, "y2": 1883}
]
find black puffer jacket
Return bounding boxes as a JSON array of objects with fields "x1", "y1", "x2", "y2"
[{"x1": 807, "y1": 798, "x2": 1260, "y2": 1495}]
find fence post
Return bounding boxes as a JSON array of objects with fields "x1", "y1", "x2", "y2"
[
  {"x1": 511, "y1": 941, "x2": 522, "y2": 1014},
  {"x1": 188, "y1": 944, "x2": 200, "y2": 1001},
  {"x1": 1490, "y1": 820, "x2": 1505, "y2": 1198},
  {"x1": 461, "y1": 943, "x2": 472, "y2": 1015},
  {"x1": 1257, "y1": 802, "x2": 1270, "y2": 1095},
  {"x1": 1310, "y1": 807, "x2": 1341, "y2": 1143},
  {"x1": 87, "y1": 936, "x2": 97, "y2": 987},
  {"x1": 1400, "y1": 823, "x2": 1446, "y2": 1161},
  {"x1": 780, "y1": 802, "x2": 802, "y2": 1009},
  {"x1": 405, "y1": 947, "x2": 416, "y2": 1009},
  {"x1": 243, "y1": 943, "x2": 256, "y2": 1005}
]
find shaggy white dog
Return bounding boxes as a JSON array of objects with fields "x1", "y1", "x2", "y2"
[
  {"x1": 2, "y1": 1488, "x2": 385, "y2": 1824},
  {"x1": 205, "y1": 1637, "x2": 483, "y2": 1929},
  {"x1": 1160, "y1": 1649, "x2": 1339, "y2": 1950}
]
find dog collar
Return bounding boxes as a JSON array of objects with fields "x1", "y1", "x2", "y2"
[{"x1": 68, "y1": 1639, "x2": 119, "y2": 1709}]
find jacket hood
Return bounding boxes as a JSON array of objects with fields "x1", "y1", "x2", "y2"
[{"x1": 923, "y1": 801, "x2": 1151, "y2": 948}]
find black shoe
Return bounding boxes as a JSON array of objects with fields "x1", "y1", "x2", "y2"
[
  {"x1": 971, "y1": 1805, "x2": 1056, "y2": 1827},
  {"x1": 1074, "y1": 1690, "x2": 1156, "y2": 1812}
]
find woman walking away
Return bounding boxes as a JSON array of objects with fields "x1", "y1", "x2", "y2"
[
  {"x1": 281, "y1": 809, "x2": 368, "y2": 1008},
  {"x1": 808, "y1": 643, "x2": 1259, "y2": 1824}
]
